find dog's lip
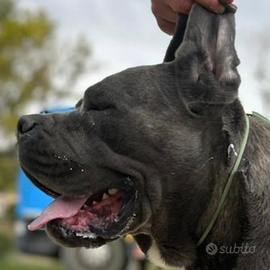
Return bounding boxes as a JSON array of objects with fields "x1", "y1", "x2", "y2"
[
  {"x1": 23, "y1": 169, "x2": 138, "y2": 237},
  {"x1": 21, "y1": 164, "x2": 139, "y2": 243},
  {"x1": 45, "y1": 187, "x2": 138, "y2": 247},
  {"x1": 21, "y1": 165, "x2": 93, "y2": 199},
  {"x1": 46, "y1": 221, "x2": 116, "y2": 248},
  {"x1": 21, "y1": 165, "x2": 137, "y2": 200},
  {"x1": 21, "y1": 166, "x2": 61, "y2": 199}
]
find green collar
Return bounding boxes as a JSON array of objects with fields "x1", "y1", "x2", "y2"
[
  {"x1": 197, "y1": 111, "x2": 270, "y2": 246},
  {"x1": 251, "y1": 111, "x2": 270, "y2": 124},
  {"x1": 196, "y1": 114, "x2": 250, "y2": 247}
]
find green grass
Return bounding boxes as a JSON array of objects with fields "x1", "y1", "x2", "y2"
[
  {"x1": 0, "y1": 252, "x2": 66, "y2": 270},
  {"x1": 0, "y1": 222, "x2": 66, "y2": 270}
]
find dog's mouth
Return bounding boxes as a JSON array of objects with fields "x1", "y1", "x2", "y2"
[{"x1": 28, "y1": 182, "x2": 137, "y2": 248}]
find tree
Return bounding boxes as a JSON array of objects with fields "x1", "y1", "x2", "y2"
[
  {"x1": 0, "y1": 0, "x2": 91, "y2": 190},
  {"x1": 0, "y1": 0, "x2": 91, "y2": 150}
]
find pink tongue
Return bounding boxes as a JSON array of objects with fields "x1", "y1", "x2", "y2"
[{"x1": 28, "y1": 196, "x2": 88, "y2": 231}]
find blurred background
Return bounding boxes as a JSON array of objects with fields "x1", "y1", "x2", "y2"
[{"x1": 1, "y1": 0, "x2": 270, "y2": 269}]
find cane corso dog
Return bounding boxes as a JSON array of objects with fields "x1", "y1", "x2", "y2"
[{"x1": 17, "y1": 4, "x2": 270, "y2": 270}]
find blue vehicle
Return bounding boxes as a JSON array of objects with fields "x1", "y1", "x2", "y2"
[
  {"x1": 15, "y1": 108, "x2": 144, "y2": 270},
  {"x1": 16, "y1": 169, "x2": 58, "y2": 256}
]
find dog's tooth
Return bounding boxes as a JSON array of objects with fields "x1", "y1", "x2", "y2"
[
  {"x1": 102, "y1": 193, "x2": 109, "y2": 200},
  {"x1": 108, "y1": 189, "x2": 119, "y2": 195},
  {"x1": 92, "y1": 201, "x2": 98, "y2": 205}
]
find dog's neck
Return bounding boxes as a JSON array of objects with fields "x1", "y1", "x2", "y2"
[
  {"x1": 194, "y1": 166, "x2": 247, "y2": 264},
  {"x1": 196, "y1": 113, "x2": 250, "y2": 245},
  {"x1": 193, "y1": 106, "x2": 249, "y2": 269}
]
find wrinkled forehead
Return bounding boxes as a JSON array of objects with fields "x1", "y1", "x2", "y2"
[{"x1": 79, "y1": 63, "x2": 176, "y2": 109}]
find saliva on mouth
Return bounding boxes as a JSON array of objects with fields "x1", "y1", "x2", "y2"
[
  {"x1": 60, "y1": 189, "x2": 124, "y2": 238},
  {"x1": 29, "y1": 185, "x2": 137, "y2": 241}
]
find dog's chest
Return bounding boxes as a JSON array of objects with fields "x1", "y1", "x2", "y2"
[{"x1": 148, "y1": 241, "x2": 186, "y2": 270}]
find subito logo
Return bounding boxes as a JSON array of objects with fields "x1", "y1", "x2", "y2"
[{"x1": 206, "y1": 243, "x2": 218, "y2": 255}]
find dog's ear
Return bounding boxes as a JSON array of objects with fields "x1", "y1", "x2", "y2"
[
  {"x1": 164, "y1": 14, "x2": 188, "y2": 62},
  {"x1": 170, "y1": 4, "x2": 241, "y2": 117}
]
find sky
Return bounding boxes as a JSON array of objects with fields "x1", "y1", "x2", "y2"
[{"x1": 17, "y1": 0, "x2": 270, "y2": 115}]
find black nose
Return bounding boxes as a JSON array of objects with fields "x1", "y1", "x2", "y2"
[{"x1": 17, "y1": 116, "x2": 37, "y2": 136}]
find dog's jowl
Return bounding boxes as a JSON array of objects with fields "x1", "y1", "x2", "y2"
[{"x1": 17, "y1": 4, "x2": 270, "y2": 270}]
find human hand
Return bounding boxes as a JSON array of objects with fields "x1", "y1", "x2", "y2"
[{"x1": 151, "y1": 0, "x2": 235, "y2": 35}]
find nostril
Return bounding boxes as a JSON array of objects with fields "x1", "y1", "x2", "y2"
[{"x1": 18, "y1": 117, "x2": 37, "y2": 135}]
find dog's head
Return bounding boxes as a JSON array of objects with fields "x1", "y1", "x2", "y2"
[{"x1": 17, "y1": 4, "x2": 242, "y2": 267}]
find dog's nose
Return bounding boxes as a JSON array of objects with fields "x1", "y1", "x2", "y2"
[{"x1": 17, "y1": 116, "x2": 37, "y2": 136}]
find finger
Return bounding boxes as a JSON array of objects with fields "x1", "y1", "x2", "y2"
[
  {"x1": 195, "y1": 0, "x2": 225, "y2": 13},
  {"x1": 155, "y1": 16, "x2": 176, "y2": 35},
  {"x1": 168, "y1": 0, "x2": 195, "y2": 14},
  {"x1": 152, "y1": 1, "x2": 178, "y2": 23}
]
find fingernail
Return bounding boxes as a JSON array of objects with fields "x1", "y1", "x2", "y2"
[{"x1": 217, "y1": 5, "x2": 226, "y2": 14}]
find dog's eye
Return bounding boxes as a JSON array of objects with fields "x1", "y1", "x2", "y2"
[{"x1": 86, "y1": 103, "x2": 115, "y2": 111}]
